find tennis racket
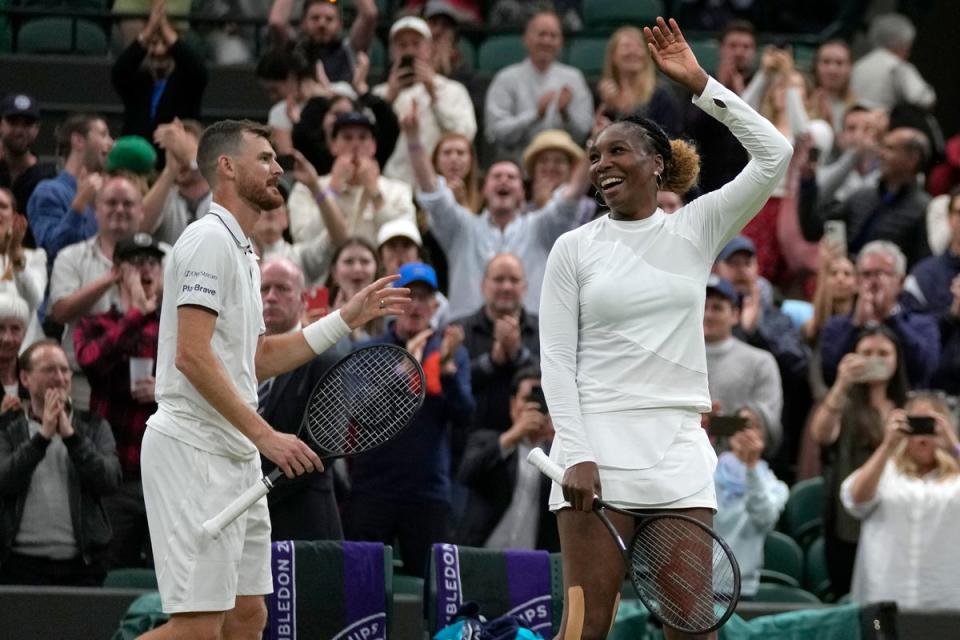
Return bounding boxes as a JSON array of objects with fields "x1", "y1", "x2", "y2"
[
  {"x1": 202, "y1": 344, "x2": 425, "y2": 538},
  {"x1": 527, "y1": 448, "x2": 740, "y2": 635}
]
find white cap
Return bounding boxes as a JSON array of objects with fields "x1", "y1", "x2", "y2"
[
  {"x1": 377, "y1": 218, "x2": 423, "y2": 248},
  {"x1": 389, "y1": 16, "x2": 432, "y2": 41}
]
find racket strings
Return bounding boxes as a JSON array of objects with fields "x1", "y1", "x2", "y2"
[
  {"x1": 306, "y1": 348, "x2": 424, "y2": 455},
  {"x1": 629, "y1": 518, "x2": 737, "y2": 633}
]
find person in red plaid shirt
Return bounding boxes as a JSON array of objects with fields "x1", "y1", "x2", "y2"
[{"x1": 73, "y1": 232, "x2": 163, "y2": 569}]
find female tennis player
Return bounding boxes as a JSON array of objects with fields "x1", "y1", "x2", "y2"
[{"x1": 539, "y1": 18, "x2": 792, "y2": 639}]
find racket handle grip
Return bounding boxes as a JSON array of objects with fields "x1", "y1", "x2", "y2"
[
  {"x1": 526, "y1": 448, "x2": 565, "y2": 485},
  {"x1": 201, "y1": 474, "x2": 275, "y2": 539}
]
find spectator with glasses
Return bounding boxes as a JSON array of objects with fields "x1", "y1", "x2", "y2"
[{"x1": 820, "y1": 241, "x2": 939, "y2": 389}]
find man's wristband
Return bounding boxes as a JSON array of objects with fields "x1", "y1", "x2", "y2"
[{"x1": 302, "y1": 310, "x2": 350, "y2": 354}]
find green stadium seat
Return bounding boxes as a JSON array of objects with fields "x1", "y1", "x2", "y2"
[
  {"x1": 803, "y1": 536, "x2": 835, "y2": 602},
  {"x1": 792, "y1": 44, "x2": 818, "y2": 74},
  {"x1": 476, "y1": 34, "x2": 527, "y2": 74},
  {"x1": 368, "y1": 36, "x2": 386, "y2": 73},
  {"x1": 0, "y1": 0, "x2": 10, "y2": 53},
  {"x1": 565, "y1": 36, "x2": 609, "y2": 78},
  {"x1": 781, "y1": 476, "x2": 824, "y2": 550},
  {"x1": 103, "y1": 568, "x2": 159, "y2": 590},
  {"x1": 755, "y1": 583, "x2": 822, "y2": 605},
  {"x1": 689, "y1": 39, "x2": 721, "y2": 75},
  {"x1": 457, "y1": 37, "x2": 476, "y2": 71},
  {"x1": 762, "y1": 531, "x2": 804, "y2": 588},
  {"x1": 17, "y1": 17, "x2": 108, "y2": 54},
  {"x1": 582, "y1": 0, "x2": 663, "y2": 29}
]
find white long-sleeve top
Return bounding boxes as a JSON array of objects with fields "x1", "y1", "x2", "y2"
[
  {"x1": 539, "y1": 76, "x2": 792, "y2": 468},
  {"x1": 841, "y1": 461, "x2": 960, "y2": 609},
  {"x1": 374, "y1": 76, "x2": 477, "y2": 186}
]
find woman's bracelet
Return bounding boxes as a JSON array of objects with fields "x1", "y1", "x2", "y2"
[
  {"x1": 407, "y1": 141, "x2": 423, "y2": 152},
  {"x1": 313, "y1": 186, "x2": 337, "y2": 205}
]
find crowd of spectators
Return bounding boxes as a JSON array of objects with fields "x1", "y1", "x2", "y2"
[{"x1": 0, "y1": 0, "x2": 958, "y2": 618}]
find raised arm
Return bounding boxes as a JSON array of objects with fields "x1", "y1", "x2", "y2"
[
  {"x1": 644, "y1": 19, "x2": 792, "y2": 259},
  {"x1": 347, "y1": 0, "x2": 378, "y2": 54}
]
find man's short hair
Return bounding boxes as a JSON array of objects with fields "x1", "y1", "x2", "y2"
[
  {"x1": 858, "y1": 240, "x2": 907, "y2": 277},
  {"x1": 869, "y1": 13, "x2": 915, "y2": 51},
  {"x1": 197, "y1": 120, "x2": 272, "y2": 187},
  {"x1": 303, "y1": 0, "x2": 340, "y2": 19},
  {"x1": 18, "y1": 338, "x2": 63, "y2": 372},
  {"x1": 510, "y1": 365, "x2": 542, "y2": 397},
  {"x1": 720, "y1": 19, "x2": 756, "y2": 43},
  {"x1": 897, "y1": 127, "x2": 931, "y2": 172},
  {"x1": 55, "y1": 113, "x2": 102, "y2": 158},
  {"x1": 524, "y1": 9, "x2": 560, "y2": 33}
]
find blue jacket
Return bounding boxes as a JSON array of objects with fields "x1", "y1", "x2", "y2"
[
  {"x1": 349, "y1": 327, "x2": 475, "y2": 505},
  {"x1": 820, "y1": 309, "x2": 941, "y2": 388},
  {"x1": 26, "y1": 171, "x2": 98, "y2": 267},
  {"x1": 902, "y1": 249, "x2": 960, "y2": 319}
]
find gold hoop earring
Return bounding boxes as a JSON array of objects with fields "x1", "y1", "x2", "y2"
[{"x1": 654, "y1": 172, "x2": 663, "y2": 190}]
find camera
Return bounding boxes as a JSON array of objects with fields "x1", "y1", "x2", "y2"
[{"x1": 527, "y1": 385, "x2": 549, "y2": 414}]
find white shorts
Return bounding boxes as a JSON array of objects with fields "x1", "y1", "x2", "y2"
[
  {"x1": 549, "y1": 409, "x2": 718, "y2": 512},
  {"x1": 141, "y1": 428, "x2": 272, "y2": 614}
]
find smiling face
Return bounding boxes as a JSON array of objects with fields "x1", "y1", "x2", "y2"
[
  {"x1": 394, "y1": 282, "x2": 437, "y2": 338},
  {"x1": 233, "y1": 132, "x2": 284, "y2": 210},
  {"x1": 95, "y1": 176, "x2": 143, "y2": 242},
  {"x1": 524, "y1": 13, "x2": 562, "y2": 70},
  {"x1": 611, "y1": 29, "x2": 649, "y2": 76},
  {"x1": 815, "y1": 42, "x2": 851, "y2": 94},
  {"x1": 0, "y1": 114, "x2": 39, "y2": 155},
  {"x1": 0, "y1": 316, "x2": 25, "y2": 362},
  {"x1": 482, "y1": 162, "x2": 525, "y2": 216},
  {"x1": 588, "y1": 122, "x2": 661, "y2": 215},
  {"x1": 79, "y1": 118, "x2": 113, "y2": 172}
]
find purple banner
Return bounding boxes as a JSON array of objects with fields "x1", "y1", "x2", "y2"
[
  {"x1": 340, "y1": 541, "x2": 387, "y2": 640},
  {"x1": 434, "y1": 543, "x2": 463, "y2": 628},
  {"x1": 267, "y1": 540, "x2": 296, "y2": 640},
  {"x1": 505, "y1": 550, "x2": 552, "y2": 634}
]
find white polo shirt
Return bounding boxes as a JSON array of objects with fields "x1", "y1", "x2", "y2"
[
  {"x1": 49, "y1": 235, "x2": 120, "y2": 410},
  {"x1": 147, "y1": 202, "x2": 265, "y2": 460}
]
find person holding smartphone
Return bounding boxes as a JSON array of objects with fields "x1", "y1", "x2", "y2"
[
  {"x1": 841, "y1": 392, "x2": 960, "y2": 609},
  {"x1": 539, "y1": 18, "x2": 792, "y2": 638},
  {"x1": 458, "y1": 366, "x2": 558, "y2": 552},
  {"x1": 809, "y1": 324, "x2": 910, "y2": 597}
]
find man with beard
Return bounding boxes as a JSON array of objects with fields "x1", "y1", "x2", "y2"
[
  {"x1": 268, "y1": 0, "x2": 379, "y2": 84},
  {"x1": 138, "y1": 120, "x2": 407, "y2": 639},
  {"x1": 0, "y1": 93, "x2": 56, "y2": 240},
  {"x1": 48, "y1": 174, "x2": 145, "y2": 411},
  {"x1": 74, "y1": 234, "x2": 164, "y2": 569},
  {"x1": 111, "y1": 0, "x2": 207, "y2": 142},
  {"x1": 27, "y1": 114, "x2": 113, "y2": 268}
]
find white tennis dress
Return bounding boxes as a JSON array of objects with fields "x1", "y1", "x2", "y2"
[{"x1": 540, "y1": 76, "x2": 793, "y2": 511}]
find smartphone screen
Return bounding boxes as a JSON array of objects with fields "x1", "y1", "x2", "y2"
[
  {"x1": 304, "y1": 286, "x2": 329, "y2": 315},
  {"x1": 709, "y1": 415, "x2": 748, "y2": 438},
  {"x1": 858, "y1": 358, "x2": 889, "y2": 383},
  {"x1": 907, "y1": 416, "x2": 936, "y2": 436},
  {"x1": 824, "y1": 220, "x2": 846, "y2": 254},
  {"x1": 527, "y1": 385, "x2": 549, "y2": 414}
]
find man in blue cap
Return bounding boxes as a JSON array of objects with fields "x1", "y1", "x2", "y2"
[
  {"x1": 715, "y1": 236, "x2": 810, "y2": 476},
  {"x1": 343, "y1": 261, "x2": 475, "y2": 577}
]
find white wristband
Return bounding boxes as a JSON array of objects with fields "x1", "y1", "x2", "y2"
[{"x1": 302, "y1": 309, "x2": 350, "y2": 354}]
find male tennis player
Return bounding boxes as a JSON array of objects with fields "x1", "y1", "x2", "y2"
[{"x1": 139, "y1": 120, "x2": 408, "y2": 640}]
